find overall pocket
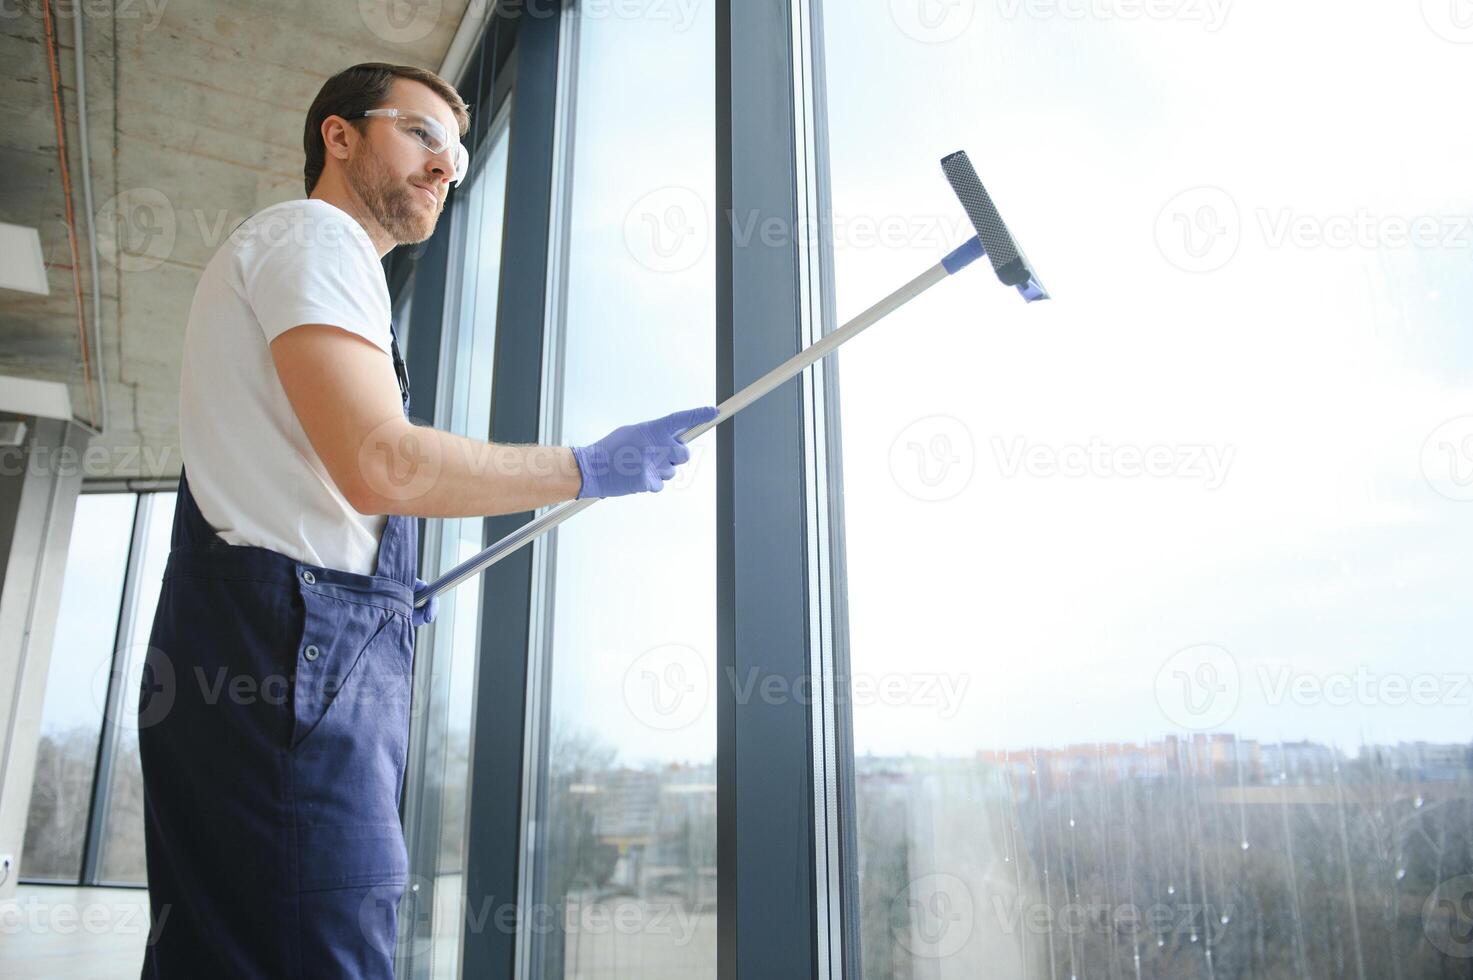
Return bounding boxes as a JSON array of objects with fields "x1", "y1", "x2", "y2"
[
  {"x1": 289, "y1": 583, "x2": 414, "y2": 892},
  {"x1": 290, "y1": 582, "x2": 408, "y2": 751}
]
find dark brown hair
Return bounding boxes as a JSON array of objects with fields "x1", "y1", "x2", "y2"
[{"x1": 303, "y1": 63, "x2": 471, "y2": 196}]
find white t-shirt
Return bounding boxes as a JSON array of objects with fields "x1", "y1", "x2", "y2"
[{"x1": 178, "y1": 198, "x2": 396, "y2": 576}]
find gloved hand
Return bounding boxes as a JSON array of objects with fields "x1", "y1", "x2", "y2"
[
  {"x1": 572, "y1": 405, "x2": 717, "y2": 499},
  {"x1": 411, "y1": 577, "x2": 439, "y2": 628}
]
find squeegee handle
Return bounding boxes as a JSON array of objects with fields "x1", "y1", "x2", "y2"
[{"x1": 413, "y1": 249, "x2": 972, "y2": 608}]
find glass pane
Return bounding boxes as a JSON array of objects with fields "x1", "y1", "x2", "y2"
[
  {"x1": 419, "y1": 100, "x2": 513, "y2": 980},
  {"x1": 820, "y1": 7, "x2": 1473, "y2": 979},
  {"x1": 529, "y1": 5, "x2": 716, "y2": 978},
  {"x1": 21, "y1": 493, "x2": 136, "y2": 881},
  {"x1": 97, "y1": 491, "x2": 177, "y2": 883}
]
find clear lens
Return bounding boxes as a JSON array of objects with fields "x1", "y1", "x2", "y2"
[
  {"x1": 364, "y1": 109, "x2": 468, "y2": 187},
  {"x1": 394, "y1": 113, "x2": 467, "y2": 186},
  {"x1": 396, "y1": 112, "x2": 449, "y2": 152}
]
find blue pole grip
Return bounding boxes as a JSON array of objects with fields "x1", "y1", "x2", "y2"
[
  {"x1": 942, "y1": 233, "x2": 1049, "y2": 301},
  {"x1": 941, "y1": 235, "x2": 985, "y2": 275}
]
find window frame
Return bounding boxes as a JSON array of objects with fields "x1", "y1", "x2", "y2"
[
  {"x1": 81, "y1": 490, "x2": 151, "y2": 887},
  {"x1": 387, "y1": 3, "x2": 865, "y2": 978},
  {"x1": 387, "y1": 11, "x2": 524, "y2": 979},
  {"x1": 21, "y1": 486, "x2": 176, "y2": 891},
  {"x1": 449, "y1": 4, "x2": 570, "y2": 979},
  {"x1": 715, "y1": 1, "x2": 857, "y2": 977}
]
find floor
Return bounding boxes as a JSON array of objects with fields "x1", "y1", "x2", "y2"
[
  {"x1": 0, "y1": 879, "x2": 721, "y2": 979},
  {"x1": 0, "y1": 884, "x2": 150, "y2": 979}
]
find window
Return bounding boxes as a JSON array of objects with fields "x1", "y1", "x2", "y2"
[
  {"x1": 819, "y1": 7, "x2": 1473, "y2": 978},
  {"x1": 408, "y1": 97, "x2": 514, "y2": 978},
  {"x1": 525, "y1": 4, "x2": 718, "y2": 977},
  {"x1": 22, "y1": 493, "x2": 135, "y2": 881},
  {"x1": 22, "y1": 491, "x2": 176, "y2": 887},
  {"x1": 94, "y1": 492, "x2": 176, "y2": 883}
]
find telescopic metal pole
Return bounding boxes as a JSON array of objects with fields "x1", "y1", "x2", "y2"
[{"x1": 414, "y1": 151, "x2": 1047, "y2": 608}]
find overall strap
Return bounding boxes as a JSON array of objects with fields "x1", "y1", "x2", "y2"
[
  {"x1": 371, "y1": 318, "x2": 420, "y2": 584},
  {"x1": 169, "y1": 467, "x2": 225, "y2": 554}
]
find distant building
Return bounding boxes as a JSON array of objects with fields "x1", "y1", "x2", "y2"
[
  {"x1": 1363, "y1": 741, "x2": 1473, "y2": 782},
  {"x1": 1260, "y1": 741, "x2": 1342, "y2": 784}
]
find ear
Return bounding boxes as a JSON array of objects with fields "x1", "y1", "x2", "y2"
[{"x1": 320, "y1": 115, "x2": 357, "y2": 166}]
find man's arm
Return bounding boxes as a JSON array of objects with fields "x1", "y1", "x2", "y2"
[{"x1": 270, "y1": 323, "x2": 582, "y2": 517}]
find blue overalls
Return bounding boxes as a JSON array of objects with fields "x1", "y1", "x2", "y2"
[{"x1": 139, "y1": 324, "x2": 420, "y2": 978}]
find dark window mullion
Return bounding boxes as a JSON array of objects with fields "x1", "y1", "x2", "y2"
[
  {"x1": 716, "y1": 2, "x2": 830, "y2": 978},
  {"x1": 458, "y1": 3, "x2": 566, "y2": 978},
  {"x1": 395, "y1": 13, "x2": 519, "y2": 979}
]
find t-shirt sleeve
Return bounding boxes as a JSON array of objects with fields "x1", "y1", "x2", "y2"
[{"x1": 237, "y1": 204, "x2": 392, "y2": 354}]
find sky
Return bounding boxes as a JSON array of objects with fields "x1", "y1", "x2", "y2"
[
  {"x1": 40, "y1": 495, "x2": 134, "y2": 735},
  {"x1": 820, "y1": 0, "x2": 1473, "y2": 755},
  {"x1": 42, "y1": 492, "x2": 174, "y2": 736}
]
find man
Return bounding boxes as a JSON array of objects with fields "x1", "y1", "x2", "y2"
[{"x1": 138, "y1": 62, "x2": 713, "y2": 978}]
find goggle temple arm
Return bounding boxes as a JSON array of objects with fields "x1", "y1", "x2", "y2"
[{"x1": 452, "y1": 143, "x2": 468, "y2": 186}]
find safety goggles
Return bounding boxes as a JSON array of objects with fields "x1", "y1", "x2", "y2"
[{"x1": 352, "y1": 108, "x2": 469, "y2": 187}]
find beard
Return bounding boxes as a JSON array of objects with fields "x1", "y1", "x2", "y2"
[{"x1": 346, "y1": 141, "x2": 438, "y2": 245}]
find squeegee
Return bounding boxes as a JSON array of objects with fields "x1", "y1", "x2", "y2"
[{"x1": 414, "y1": 150, "x2": 1047, "y2": 608}]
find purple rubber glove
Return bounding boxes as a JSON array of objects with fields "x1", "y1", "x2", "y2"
[
  {"x1": 411, "y1": 577, "x2": 439, "y2": 628},
  {"x1": 571, "y1": 406, "x2": 717, "y2": 499}
]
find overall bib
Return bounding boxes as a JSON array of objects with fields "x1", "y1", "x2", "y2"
[{"x1": 139, "y1": 325, "x2": 419, "y2": 978}]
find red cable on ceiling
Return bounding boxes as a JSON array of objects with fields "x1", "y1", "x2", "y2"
[{"x1": 41, "y1": 0, "x2": 101, "y2": 430}]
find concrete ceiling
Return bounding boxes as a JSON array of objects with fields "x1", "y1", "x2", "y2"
[{"x1": 0, "y1": 0, "x2": 471, "y2": 481}]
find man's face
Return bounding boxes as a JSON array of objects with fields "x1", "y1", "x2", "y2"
[{"x1": 344, "y1": 78, "x2": 461, "y2": 245}]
